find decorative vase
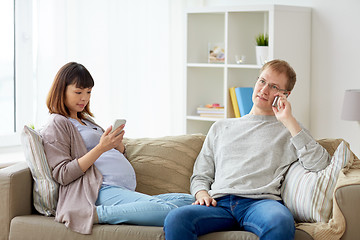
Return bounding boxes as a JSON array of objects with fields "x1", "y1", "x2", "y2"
[{"x1": 256, "y1": 46, "x2": 269, "y2": 65}]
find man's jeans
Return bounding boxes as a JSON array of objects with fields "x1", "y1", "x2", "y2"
[
  {"x1": 96, "y1": 185, "x2": 194, "y2": 226},
  {"x1": 164, "y1": 195, "x2": 295, "y2": 240}
]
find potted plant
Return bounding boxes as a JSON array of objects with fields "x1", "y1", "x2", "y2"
[{"x1": 255, "y1": 33, "x2": 269, "y2": 65}]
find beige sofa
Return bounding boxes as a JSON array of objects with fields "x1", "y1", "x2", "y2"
[{"x1": 1, "y1": 134, "x2": 359, "y2": 240}]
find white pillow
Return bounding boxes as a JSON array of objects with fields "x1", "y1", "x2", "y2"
[
  {"x1": 281, "y1": 141, "x2": 351, "y2": 223},
  {"x1": 21, "y1": 125, "x2": 58, "y2": 216}
]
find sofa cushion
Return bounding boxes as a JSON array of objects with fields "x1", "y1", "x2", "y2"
[
  {"x1": 21, "y1": 125, "x2": 58, "y2": 216},
  {"x1": 281, "y1": 141, "x2": 352, "y2": 223},
  {"x1": 10, "y1": 215, "x2": 313, "y2": 240},
  {"x1": 123, "y1": 134, "x2": 205, "y2": 195}
]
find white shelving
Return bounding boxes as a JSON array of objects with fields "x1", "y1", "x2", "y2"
[{"x1": 185, "y1": 5, "x2": 311, "y2": 134}]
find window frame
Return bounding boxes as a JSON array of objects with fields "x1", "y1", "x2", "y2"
[{"x1": 0, "y1": 0, "x2": 34, "y2": 147}]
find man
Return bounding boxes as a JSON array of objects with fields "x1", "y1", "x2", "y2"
[{"x1": 164, "y1": 59, "x2": 330, "y2": 240}]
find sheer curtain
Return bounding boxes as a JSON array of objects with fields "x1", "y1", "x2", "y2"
[{"x1": 33, "y1": 0, "x2": 185, "y2": 138}]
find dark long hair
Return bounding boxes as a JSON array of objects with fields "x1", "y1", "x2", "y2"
[{"x1": 46, "y1": 62, "x2": 95, "y2": 119}]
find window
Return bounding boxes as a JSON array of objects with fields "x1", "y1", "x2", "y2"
[
  {"x1": 0, "y1": 0, "x2": 15, "y2": 134},
  {"x1": 0, "y1": 0, "x2": 183, "y2": 148}
]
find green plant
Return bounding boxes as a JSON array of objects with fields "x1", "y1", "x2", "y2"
[{"x1": 255, "y1": 33, "x2": 268, "y2": 46}]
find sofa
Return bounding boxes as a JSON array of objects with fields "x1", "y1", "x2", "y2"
[{"x1": 1, "y1": 134, "x2": 360, "y2": 240}]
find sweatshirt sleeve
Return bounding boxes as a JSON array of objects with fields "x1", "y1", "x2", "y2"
[
  {"x1": 41, "y1": 116, "x2": 85, "y2": 186},
  {"x1": 190, "y1": 125, "x2": 216, "y2": 196},
  {"x1": 291, "y1": 128, "x2": 331, "y2": 171}
]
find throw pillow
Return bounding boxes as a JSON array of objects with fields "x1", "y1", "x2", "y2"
[
  {"x1": 21, "y1": 125, "x2": 58, "y2": 216},
  {"x1": 123, "y1": 134, "x2": 205, "y2": 196},
  {"x1": 281, "y1": 141, "x2": 351, "y2": 223}
]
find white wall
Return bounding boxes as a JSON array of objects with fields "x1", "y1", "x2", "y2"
[
  {"x1": 188, "y1": 0, "x2": 360, "y2": 156},
  {"x1": 28, "y1": 0, "x2": 174, "y2": 139},
  {"x1": 310, "y1": 0, "x2": 360, "y2": 157},
  {"x1": 6, "y1": 0, "x2": 360, "y2": 158}
]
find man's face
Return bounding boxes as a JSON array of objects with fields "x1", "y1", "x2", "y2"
[{"x1": 252, "y1": 68, "x2": 289, "y2": 115}]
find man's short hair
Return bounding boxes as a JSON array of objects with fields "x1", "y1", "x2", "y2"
[{"x1": 260, "y1": 59, "x2": 296, "y2": 91}]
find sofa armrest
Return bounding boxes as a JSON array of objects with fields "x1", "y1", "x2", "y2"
[
  {"x1": 0, "y1": 162, "x2": 32, "y2": 240},
  {"x1": 335, "y1": 183, "x2": 360, "y2": 240}
]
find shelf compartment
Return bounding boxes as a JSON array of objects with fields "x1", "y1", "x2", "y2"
[
  {"x1": 187, "y1": 13, "x2": 225, "y2": 64},
  {"x1": 186, "y1": 67, "x2": 224, "y2": 117},
  {"x1": 186, "y1": 118, "x2": 216, "y2": 135},
  {"x1": 227, "y1": 11, "x2": 269, "y2": 65}
]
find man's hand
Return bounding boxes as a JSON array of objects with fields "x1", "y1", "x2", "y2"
[
  {"x1": 272, "y1": 92, "x2": 302, "y2": 136},
  {"x1": 193, "y1": 190, "x2": 217, "y2": 207}
]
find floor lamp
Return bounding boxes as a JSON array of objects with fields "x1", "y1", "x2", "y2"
[
  {"x1": 341, "y1": 89, "x2": 360, "y2": 155},
  {"x1": 341, "y1": 89, "x2": 360, "y2": 121}
]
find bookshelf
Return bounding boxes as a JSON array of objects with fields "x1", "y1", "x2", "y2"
[{"x1": 185, "y1": 5, "x2": 311, "y2": 134}]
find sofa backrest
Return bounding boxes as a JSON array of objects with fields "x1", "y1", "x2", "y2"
[
  {"x1": 124, "y1": 135, "x2": 360, "y2": 196},
  {"x1": 123, "y1": 134, "x2": 206, "y2": 195},
  {"x1": 317, "y1": 138, "x2": 358, "y2": 160}
]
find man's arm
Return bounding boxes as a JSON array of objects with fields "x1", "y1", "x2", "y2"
[
  {"x1": 190, "y1": 124, "x2": 217, "y2": 205},
  {"x1": 291, "y1": 129, "x2": 330, "y2": 171},
  {"x1": 273, "y1": 93, "x2": 330, "y2": 171}
]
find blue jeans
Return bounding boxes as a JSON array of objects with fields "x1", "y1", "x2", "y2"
[
  {"x1": 164, "y1": 195, "x2": 295, "y2": 240},
  {"x1": 96, "y1": 185, "x2": 194, "y2": 226}
]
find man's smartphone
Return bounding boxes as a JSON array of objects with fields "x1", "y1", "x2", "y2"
[
  {"x1": 272, "y1": 93, "x2": 288, "y2": 108},
  {"x1": 272, "y1": 96, "x2": 280, "y2": 107},
  {"x1": 110, "y1": 119, "x2": 126, "y2": 134}
]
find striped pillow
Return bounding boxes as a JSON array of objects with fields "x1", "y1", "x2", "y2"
[
  {"x1": 21, "y1": 125, "x2": 58, "y2": 216},
  {"x1": 281, "y1": 141, "x2": 350, "y2": 223}
]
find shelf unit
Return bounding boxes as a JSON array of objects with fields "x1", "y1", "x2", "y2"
[{"x1": 185, "y1": 5, "x2": 311, "y2": 134}]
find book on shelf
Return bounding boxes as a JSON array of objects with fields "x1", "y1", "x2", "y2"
[
  {"x1": 197, "y1": 108, "x2": 224, "y2": 113},
  {"x1": 234, "y1": 87, "x2": 253, "y2": 116},
  {"x1": 229, "y1": 87, "x2": 241, "y2": 118},
  {"x1": 196, "y1": 104, "x2": 224, "y2": 117},
  {"x1": 199, "y1": 113, "x2": 225, "y2": 118}
]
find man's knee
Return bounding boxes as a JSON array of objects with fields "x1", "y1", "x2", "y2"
[
  {"x1": 263, "y1": 211, "x2": 295, "y2": 239},
  {"x1": 164, "y1": 205, "x2": 197, "y2": 227}
]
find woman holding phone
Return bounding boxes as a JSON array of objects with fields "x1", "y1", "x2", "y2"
[{"x1": 41, "y1": 62, "x2": 194, "y2": 234}]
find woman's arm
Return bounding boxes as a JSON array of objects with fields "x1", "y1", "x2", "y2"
[
  {"x1": 42, "y1": 115, "x2": 125, "y2": 185},
  {"x1": 78, "y1": 125, "x2": 125, "y2": 172}
]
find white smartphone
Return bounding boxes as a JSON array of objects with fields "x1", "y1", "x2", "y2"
[
  {"x1": 272, "y1": 93, "x2": 288, "y2": 108},
  {"x1": 272, "y1": 96, "x2": 280, "y2": 107},
  {"x1": 110, "y1": 119, "x2": 126, "y2": 134}
]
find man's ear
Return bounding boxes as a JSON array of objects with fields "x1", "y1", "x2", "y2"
[{"x1": 285, "y1": 91, "x2": 291, "y2": 97}]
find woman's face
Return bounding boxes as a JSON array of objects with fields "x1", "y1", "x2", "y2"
[{"x1": 65, "y1": 83, "x2": 92, "y2": 119}]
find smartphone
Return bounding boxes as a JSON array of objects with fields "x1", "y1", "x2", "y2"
[
  {"x1": 272, "y1": 93, "x2": 288, "y2": 108},
  {"x1": 272, "y1": 96, "x2": 280, "y2": 107},
  {"x1": 110, "y1": 119, "x2": 126, "y2": 134}
]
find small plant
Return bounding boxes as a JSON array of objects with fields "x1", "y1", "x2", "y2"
[{"x1": 255, "y1": 33, "x2": 268, "y2": 46}]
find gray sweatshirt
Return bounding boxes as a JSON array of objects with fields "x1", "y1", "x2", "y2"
[{"x1": 190, "y1": 114, "x2": 330, "y2": 200}]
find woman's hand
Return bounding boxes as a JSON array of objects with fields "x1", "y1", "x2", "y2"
[
  {"x1": 193, "y1": 190, "x2": 217, "y2": 207},
  {"x1": 77, "y1": 124, "x2": 125, "y2": 172},
  {"x1": 98, "y1": 124, "x2": 125, "y2": 152},
  {"x1": 112, "y1": 124, "x2": 126, "y2": 154}
]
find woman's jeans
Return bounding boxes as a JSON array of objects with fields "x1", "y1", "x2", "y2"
[
  {"x1": 164, "y1": 195, "x2": 295, "y2": 240},
  {"x1": 95, "y1": 185, "x2": 194, "y2": 226}
]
